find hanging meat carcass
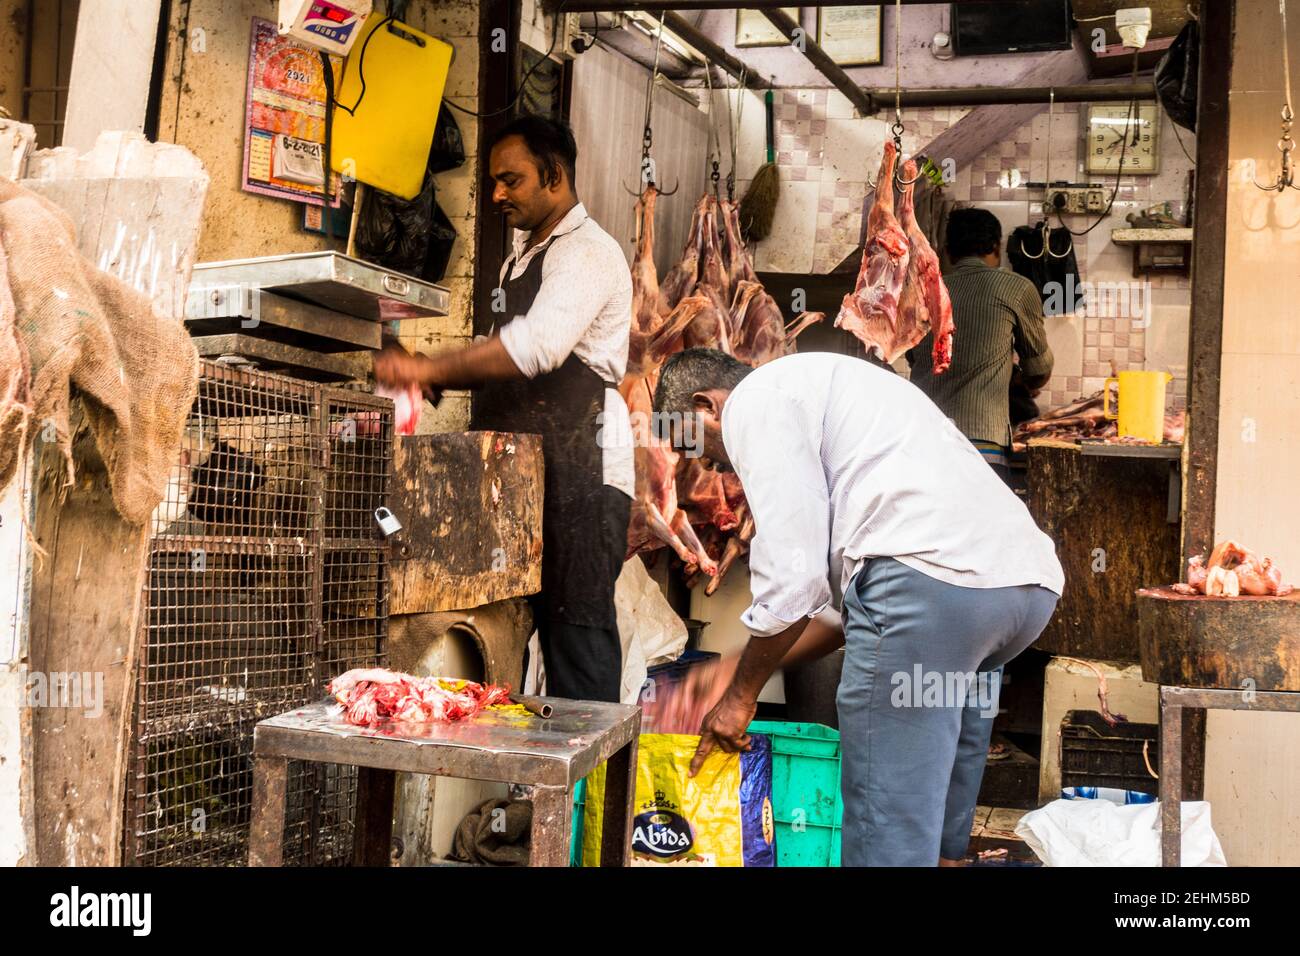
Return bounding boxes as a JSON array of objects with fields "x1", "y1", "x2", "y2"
[
  {"x1": 897, "y1": 159, "x2": 954, "y2": 375},
  {"x1": 623, "y1": 188, "x2": 821, "y2": 590},
  {"x1": 835, "y1": 141, "x2": 912, "y2": 362},
  {"x1": 659, "y1": 195, "x2": 710, "y2": 312}
]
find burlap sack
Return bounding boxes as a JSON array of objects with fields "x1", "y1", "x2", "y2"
[
  {"x1": 0, "y1": 178, "x2": 198, "y2": 525},
  {"x1": 0, "y1": 236, "x2": 32, "y2": 487}
]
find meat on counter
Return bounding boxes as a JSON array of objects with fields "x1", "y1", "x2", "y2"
[
  {"x1": 328, "y1": 667, "x2": 512, "y2": 727},
  {"x1": 1172, "y1": 541, "x2": 1294, "y2": 597}
]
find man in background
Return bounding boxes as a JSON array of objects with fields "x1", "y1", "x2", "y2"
[{"x1": 908, "y1": 208, "x2": 1053, "y2": 484}]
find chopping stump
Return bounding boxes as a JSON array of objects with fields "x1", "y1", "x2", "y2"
[
  {"x1": 1027, "y1": 441, "x2": 1182, "y2": 662},
  {"x1": 1137, "y1": 587, "x2": 1300, "y2": 691}
]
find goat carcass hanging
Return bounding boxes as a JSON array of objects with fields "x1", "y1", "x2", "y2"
[
  {"x1": 835, "y1": 141, "x2": 913, "y2": 363},
  {"x1": 897, "y1": 159, "x2": 955, "y2": 374}
]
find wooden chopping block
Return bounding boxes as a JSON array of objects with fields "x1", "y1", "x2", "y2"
[
  {"x1": 1136, "y1": 586, "x2": 1300, "y2": 691},
  {"x1": 388, "y1": 432, "x2": 543, "y2": 614}
]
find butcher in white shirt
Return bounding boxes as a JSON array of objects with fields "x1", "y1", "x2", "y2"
[
  {"x1": 652, "y1": 348, "x2": 1063, "y2": 866},
  {"x1": 374, "y1": 115, "x2": 633, "y2": 704}
]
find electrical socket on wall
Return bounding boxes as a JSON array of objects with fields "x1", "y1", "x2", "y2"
[{"x1": 1043, "y1": 187, "x2": 1108, "y2": 215}]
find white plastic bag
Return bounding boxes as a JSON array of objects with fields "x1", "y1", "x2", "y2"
[
  {"x1": 615, "y1": 557, "x2": 688, "y2": 705},
  {"x1": 1016, "y1": 794, "x2": 1227, "y2": 866}
]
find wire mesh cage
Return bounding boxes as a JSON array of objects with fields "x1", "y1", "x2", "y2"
[{"x1": 125, "y1": 361, "x2": 394, "y2": 866}]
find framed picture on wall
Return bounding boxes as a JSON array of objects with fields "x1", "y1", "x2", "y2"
[
  {"x1": 736, "y1": 8, "x2": 801, "y2": 47},
  {"x1": 816, "y1": 6, "x2": 883, "y2": 66}
]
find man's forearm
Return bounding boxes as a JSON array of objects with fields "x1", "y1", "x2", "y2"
[
  {"x1": 730, "y1": 618, "x2": 811, "y2": 701},
  {"x1": 779, "y1": 617, "x2": 845, "y2": 670},
  {"x1": 419, "y1": 336, "x2": 525, "y2": 389}
]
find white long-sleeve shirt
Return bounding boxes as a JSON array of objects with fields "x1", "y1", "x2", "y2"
[
  {"x1": 721, "y1": 353, "x2": 1064, "y2": 637},
  {"x1": 495, "y1": 203, "x2": 635, "y2": 496}
]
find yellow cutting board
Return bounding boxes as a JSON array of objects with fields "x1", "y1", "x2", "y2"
[{"x1": 330, "y1": 13, "x2": 453, "y2": 200}]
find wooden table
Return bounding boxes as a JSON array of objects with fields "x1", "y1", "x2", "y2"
[{"x1": 248, "y1": 697, "x2": 640, "y2": 867}]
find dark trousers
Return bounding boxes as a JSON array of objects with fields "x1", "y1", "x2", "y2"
[
  {"x1": 529, "y1": 486, "x2": 630, "y2": 703},
  {"x1": 535, "y1": 619, "x2": 623, "y2": 703}
]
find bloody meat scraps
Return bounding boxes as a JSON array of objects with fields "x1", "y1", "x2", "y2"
[
  {"x1": 1172, "y1": 541, "x2": 1295, "y2": 597},
  {"x1": 329, "y1": 667, "x2": 512, "y2": 727}
]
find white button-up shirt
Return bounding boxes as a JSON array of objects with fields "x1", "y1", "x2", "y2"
[
  {"x1": 721, "y1": 353, "x2": 1065, "y2": 637},
  {"x1": 495, "y1": 202, "x2": 635, "y2": 496}
]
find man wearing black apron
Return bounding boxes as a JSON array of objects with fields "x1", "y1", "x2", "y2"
[{"x1": 373, "y1": 115, "x2": 634, "y2": 703}]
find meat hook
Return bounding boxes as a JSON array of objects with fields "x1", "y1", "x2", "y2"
[
  {"x1": 1046, "y1": 224, "x2": 1073, "y2": 258},
  {"x1": 1019, "y1": 221, "x2": 1049, "y2": 259},
  {"x1": 1254, "y1": 0, "x2": 1300, "y2": 192}
]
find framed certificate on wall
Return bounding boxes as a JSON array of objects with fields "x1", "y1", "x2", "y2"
[
  {"x1": 816, "y1": 6, "x2": 883, "y2": 66},
  {"x1": 736, "y1": 8, "x2": 801, "y2": 47}
]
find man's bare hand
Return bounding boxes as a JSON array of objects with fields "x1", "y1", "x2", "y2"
[
  {"x1": 373, "y1": 338, "x2": 431, "y2": 389},
  {"x1": 688, "y1": 689, "x2": 757, "y2": 778}
]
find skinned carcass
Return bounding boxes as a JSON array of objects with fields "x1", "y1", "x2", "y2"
[
  {"x1": 835, "y1": 141, "x2": 912, "y2": 362},
  {"x1": 897, "y1": 159, "x2": 954, "y2": 374}
]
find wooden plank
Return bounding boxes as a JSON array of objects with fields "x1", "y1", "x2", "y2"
[
  {"x1": 1137, "y1": 587, "x2": 1300, "y2": 691},
  {"x1": 1182, "y1": 0, "x2": 1235, "y2": 567},
  {"x1": 61, "y1": 0, "x2": 164, "y2": 152},
  {"x1": 185, "y1": 290, "x2": 383, "y2": 352},
  {"x1": 1027, "y1": 443, "x2": 1182, "y2": 662},
  {"x1": 388, "y1": 432, "x2": 543, "y2": 615},
  {"x1": 190, "y1": 334, "x2": 370, "y2": 381},
  {"x1": 28, "y1": 422, "x2": 149, "y2": 866}
]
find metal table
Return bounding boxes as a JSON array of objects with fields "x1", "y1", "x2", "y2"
[
  {"x1": 1159, "y1": 685, "x2": 1300, "y2": 866},
  {"x1": 248, "y1": 698, "x2": 641, "y2": 867}
]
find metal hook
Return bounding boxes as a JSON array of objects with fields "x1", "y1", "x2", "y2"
[
  {"x1": 891, "y1": 122, "x2": 922, "y2": 187},
  {"x1": 1019, "y1": 222, "x2": 1048, "y2": 259},
  {"x1": 1046, "y1": 225, "x2": 1074, "y2": 258},
  {"x1": 621, "y1": 178, "x2": 680, "y2": 198}
]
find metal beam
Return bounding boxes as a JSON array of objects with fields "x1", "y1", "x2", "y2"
[
  {"x1": 554, "y1": 0, "x2": 995, "y2": 11},
  {"x1": 760, "y1": 8, "x2": 876, "y2": 116},
  {"x1": 882, "y1": 82, "x2": 1156, "y2": 109},
  {"x1": 661, "y1": 11, "x2": 772, "y2": 88}
]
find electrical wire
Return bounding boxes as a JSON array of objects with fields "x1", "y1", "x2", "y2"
[
  {"x1": 331, "y1": 16, "x2": 394, "y2": 117},
  {"x1": 1053, "y1": 50, "x2": 1141, "y2": 237},
  {"x1": 443, "y1": 2, "x2": 567, "y2": 118}
]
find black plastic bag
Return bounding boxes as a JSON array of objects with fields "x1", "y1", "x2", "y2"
[{"x1": 1156, "y1": 20, "x2": 1199, "y2": 132}]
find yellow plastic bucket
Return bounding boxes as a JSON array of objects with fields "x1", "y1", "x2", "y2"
[{"x1": 1104, "y1": 370, "x2": 1173, "y2": 443}]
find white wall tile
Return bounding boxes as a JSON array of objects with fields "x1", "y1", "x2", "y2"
[{"x1": 754, "y1": 179, "x2": 820, "y2": 273}]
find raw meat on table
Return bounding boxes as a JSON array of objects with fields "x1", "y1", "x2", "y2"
[
  {"x1": 1171, "y1": 540, "x2": 1294, "y2": 597},
  {"x1": 329, "y1": 667, "x2": 512, "y2": 727}
]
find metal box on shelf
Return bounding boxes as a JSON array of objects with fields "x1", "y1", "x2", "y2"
[{"x1": 189, "y1": 251, "x2": 450, "y2": 321}]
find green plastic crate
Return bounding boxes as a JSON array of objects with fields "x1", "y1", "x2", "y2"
[
  {"x1": 570, "y1": 778, "x2": 586, "y2": 867},
  {"x1": 748, "y1": 720, "x2": 843, "y2": 867}
]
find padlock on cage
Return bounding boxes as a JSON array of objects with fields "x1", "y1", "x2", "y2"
[{"x1": 374, "y1": 506, "x2": 402, "y2": 537}]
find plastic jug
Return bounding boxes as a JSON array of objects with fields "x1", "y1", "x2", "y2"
[{"x1": 1104, "y1": 370, "x2": 1172, "y2": 443}]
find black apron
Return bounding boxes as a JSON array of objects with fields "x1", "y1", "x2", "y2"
[{"x1": 471, "y1": 245, "x2": 627, "y2": 632}]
